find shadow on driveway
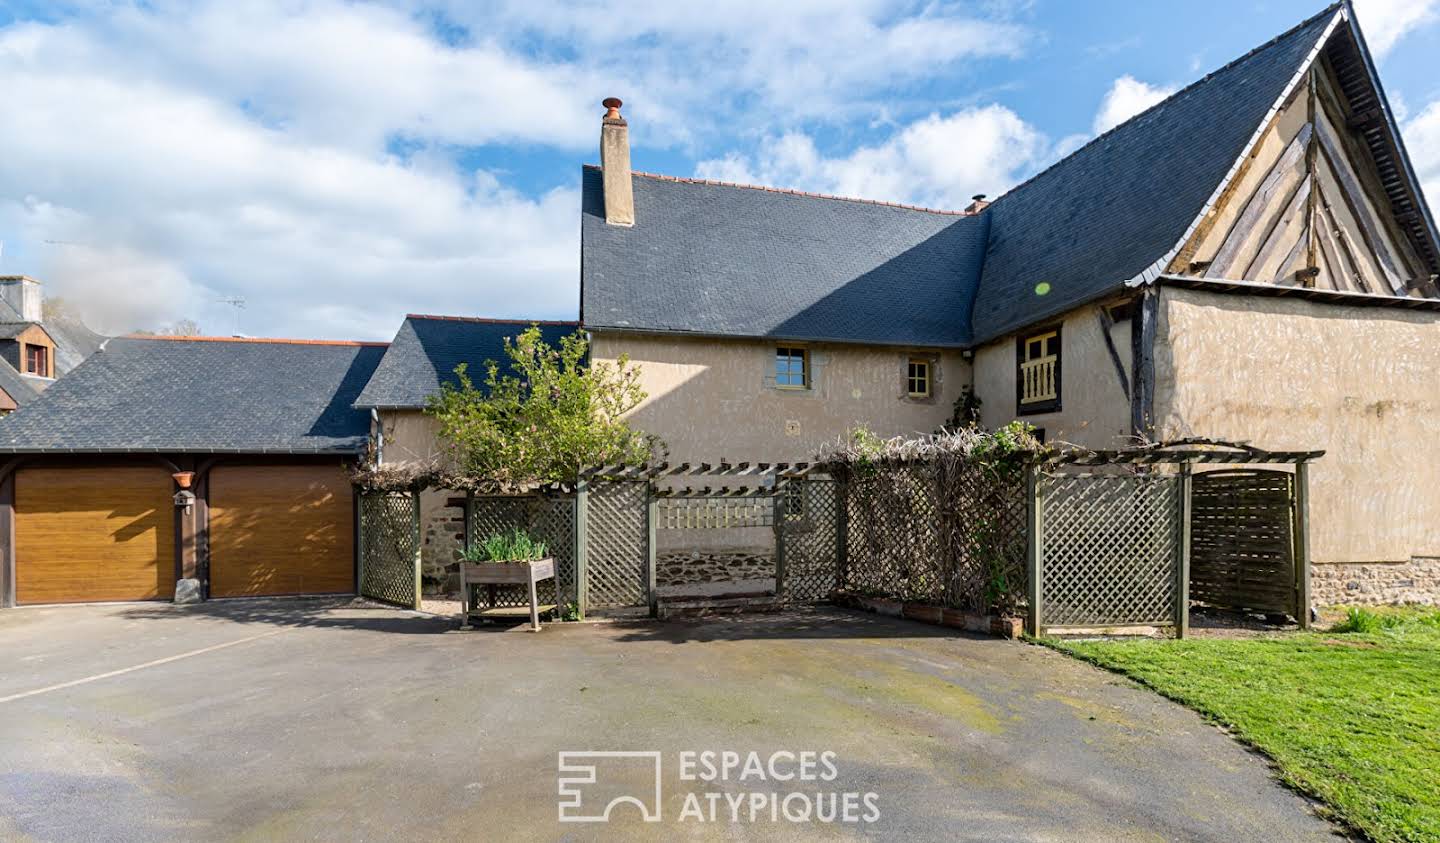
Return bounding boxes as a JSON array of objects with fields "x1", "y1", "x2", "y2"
[{"x1": 113, "y1": 596, "x2": 457, "y2": 635}]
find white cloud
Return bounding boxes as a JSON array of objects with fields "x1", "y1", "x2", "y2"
[
  {"x1": 0, "y1": 0, "x2": 1038, "y2": 338},
  {"x1": 696, "y1": 106, "x2": 1046, "y2": 210},
  {"x1": 1092, "y1": 76, "x2": 1176, "y2": 135},
  {"x1": 1351, "y1": 0, "x2": 1439, "y2": 59},
  {"x1": 0, "y1": 19, "x2": 579, "y2": 339},
  {"x1": 1402, "y1": 100, "x2": 1440, "y2": 213}
]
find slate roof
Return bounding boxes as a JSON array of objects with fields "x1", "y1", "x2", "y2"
[
  {"x1": 0, "y1": 337, "x2": 386, "y2": 453},
  {"x1": 45, "y1": 315, "x2": 108, "y2": 376},
  {"x1": 0, "y1": 322, "x2": 39, "y2": 340},
  {"x1": 580, "y1": 168, "x2": 989, "y2": 347},
  {"x1": 970, "y1": 5, "x2": 1340, "y2": 342},
  {"x1": 355, "y1": 316, "x2": 580, "y2": 409},
  {"x1": 0, "y1": 358, "x2": 38, "y2": 408},
  {"x1": 579, "y1": 5, "x2": 1350, "y2": 347}
]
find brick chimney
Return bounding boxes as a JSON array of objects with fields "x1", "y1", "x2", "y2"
[
  {"x1": 600, "y1": 97, "x2": 634, "y2": 226},
  {"x1": 0, "y1": 276, "x2": 43, "y2": 322},
  {"x1": 964, "y1": 194, "x2": 990, "y2": 214}
]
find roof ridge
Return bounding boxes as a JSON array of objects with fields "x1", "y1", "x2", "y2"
[
  {"x1": 583, "y1": 164, "x2": 978, "y2": 217},
  {"x1": 404, "y1": 314, "x2": 580, "y2": 326},
  {"x1": 989, "y1": 2, "x2": 1343, "y2": 212},
  {"x1": 121, "y1": 335, "x2": 389, "y2": 347}
]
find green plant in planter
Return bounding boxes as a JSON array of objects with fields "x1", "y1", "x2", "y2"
[{"x1": 465, "y1": 528, "x2": 549, "y2": 562}]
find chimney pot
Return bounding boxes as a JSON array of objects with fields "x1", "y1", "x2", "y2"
[
  {"x1": 964, "y1": 193, "x2": 991, "y2": 214},
  {"x1": 600, "y1": 96, "x2": 635, "y2": 226}
]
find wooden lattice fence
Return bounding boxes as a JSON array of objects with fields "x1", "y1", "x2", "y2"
[
  {"x1": 1189, "y1": 469, "x2": 1296, "y2": 616},
  {"x1": 359, "y1": 491, "x2": 421, "y2": 609},
  {"x1": 467, "y1": 494, "x2": 576, "y2": 608},
  {"x1": 1036, "y1": 472, "x2": 1182, "y2": 628},
  {"x1": 581, "y1": 480, "x2": 651, "y2": 610},
  {"x1": 836, "y1": 462, "x2": 1027, "y2": 613}
]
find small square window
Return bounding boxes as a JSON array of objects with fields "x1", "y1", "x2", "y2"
[
  {"x1": 907, "y1": 358, "x2": 931, "y2": 398},
  {"x1": 775, "y1": 347, "x2": 808, "y2": 388}
]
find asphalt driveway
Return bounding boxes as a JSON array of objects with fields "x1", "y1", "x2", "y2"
[{"x1": 0, "y1": 600, "x2": 1339, "y2": 841}]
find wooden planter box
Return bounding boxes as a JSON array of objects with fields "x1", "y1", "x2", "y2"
[{"x1": 460, "y1": 558, "x2": 556, "y2": 632}]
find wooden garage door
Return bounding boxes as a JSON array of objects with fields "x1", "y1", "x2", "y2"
[
  {"x1": 15, "y1": 467, "x2": 175, "y2": 604},
  {"x1": 209, "y1": 465, "x2": 354, "y2": 597}
]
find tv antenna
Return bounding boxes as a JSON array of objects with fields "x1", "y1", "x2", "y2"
[{"x1": 217, "y1": 296, "x2": 246, "y2": 336}]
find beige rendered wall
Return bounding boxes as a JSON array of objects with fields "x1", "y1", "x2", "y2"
[
  {"x1": 974, "y1": 304, "x2": 1132, "y2": 449},
  {"x1": 378, "y1": 410, "x2": 448, "y2": 467},
  {"x1": 589, "y1": 333, "x2": 969, "y2": 463},
  {"x1": 1153, "y1": 286, "x2": 1440, "y2": 566}
]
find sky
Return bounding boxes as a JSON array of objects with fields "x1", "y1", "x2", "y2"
[{"x1": 1, "y1": 0, "x2": 1438, "y2": 340}]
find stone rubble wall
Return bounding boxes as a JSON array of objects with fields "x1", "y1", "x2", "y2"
[
  {"x1": 1311, "y1": 557, "x2": 1440, "y2": 606},
  {"x1": 420, "y1": 490, "x2": 467, "y2": 596},
  {"x1": 656, "y1": 551, "x2": 775, "y2": 587}
]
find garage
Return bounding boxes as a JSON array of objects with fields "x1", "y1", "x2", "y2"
[
  {"x1": 209, "y1": 464, "x2": 355, "y2": 598},
  {"x1": 0, "y1": 336, "x2": 385, "y2": 608},
  {"x1": 14, "y1": 466, "x2": 175, "y2": 604}
]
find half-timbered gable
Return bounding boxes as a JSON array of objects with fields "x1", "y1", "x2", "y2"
[{"x1": 1171, "y1": 14, "x2": 1438, "y2": 297}]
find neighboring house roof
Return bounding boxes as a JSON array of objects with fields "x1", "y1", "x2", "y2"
[
  {"x1": 580, "y1": 168, "x2": 990, "y2": 347},
  {"x1": 0, "y1": 322, "x2": 48, "y2": 341},
  {"x1": 970, "y1": 5, "x2": 1341, "y2": 343},
  {"x1": 0, "y1": 296, "x2": 109, "y2": 377},
  {"x1": 355, "y1": 315, "x2": 580, "y2": 409},
  {"x1": 0, "y1": 336, "x2": 387, "y2": 454},
  {"x1": 45, "y1": 315, "x2": 108, "y2": 376},
  {"x1": 0, "y1": 358, "x2": 39, "y2": 409}
]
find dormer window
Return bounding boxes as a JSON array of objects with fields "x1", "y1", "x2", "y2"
[
  {"x1": 25, "y1": 344, "x2": 48, "y2": 378},
  {"x1": 1016, "y1": 328, "x2": 1060, "y2": 414}
]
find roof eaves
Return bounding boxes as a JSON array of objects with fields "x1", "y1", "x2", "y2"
[
  {"x1": 1156, "y1": 273, "x2": 1440, "y2": 311},
  {"x1": 1334, "y1": 6, "x2": 1440, "y2": 275}
]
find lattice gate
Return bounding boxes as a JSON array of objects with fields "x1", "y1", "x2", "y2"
[
  {"x1": 468, "y1": 494, "x2": 577, "y2": 607},
  {"x1": 1036, "y1": 472, "x2": 1181, "y2": 630},
  {"x1": 359, "y1": 491, "x2": 421, "y2": 609},
  {"x1": 778, "y1": 477, "x2": 842, "y2": 603},
  {"x1": 583, "y1": 480, "x2": 650, "y2": 610}
]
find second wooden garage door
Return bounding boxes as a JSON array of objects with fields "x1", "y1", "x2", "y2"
[{"x1": 209, "y1": 465, "x2": 354, "y2": 597}]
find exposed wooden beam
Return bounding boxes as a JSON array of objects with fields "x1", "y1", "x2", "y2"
[
  {"x1": 1207, "y1": 124, "x2": 1312, "y2": 279},
  {"x1": 1313, "y1": 98, "x2": 1409, "y2": 294}
]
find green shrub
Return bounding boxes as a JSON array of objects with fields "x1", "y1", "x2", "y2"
[
  {"x1": 1331, "y1": 605, "x2": 1440, "y2": 634},
  {"x1": 466, "y1": 528, "x2": 549, "y2": 562}
]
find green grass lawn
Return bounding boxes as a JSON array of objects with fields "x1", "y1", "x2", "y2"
[{"x1": 1052, "y1": 607, "x2": 1440, "y2": 843}]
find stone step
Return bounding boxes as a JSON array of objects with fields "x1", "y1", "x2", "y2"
[{"x1": 656, "y1": 595, "x2": 786, "y2": 620}]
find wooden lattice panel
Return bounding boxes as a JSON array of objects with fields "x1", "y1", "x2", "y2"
[
  {"x1": 359, "y1": 492, "x2": 419, "y2": 608},
  {"x1": 468, "y1": 495, "x2": 575, "y2": 607},
  {"x1": 585, "y1": 481, "x2": 649, "y2": 608},
  {"x1": 839, "y1": 463, "x2": 1026, "y2": 612},
  {"x1": 778, "y1": 478, "x2": 841, "y2": 603},
  {"x1": 1040, "y1": 473, "x2": 1179, "y2": 627}
]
